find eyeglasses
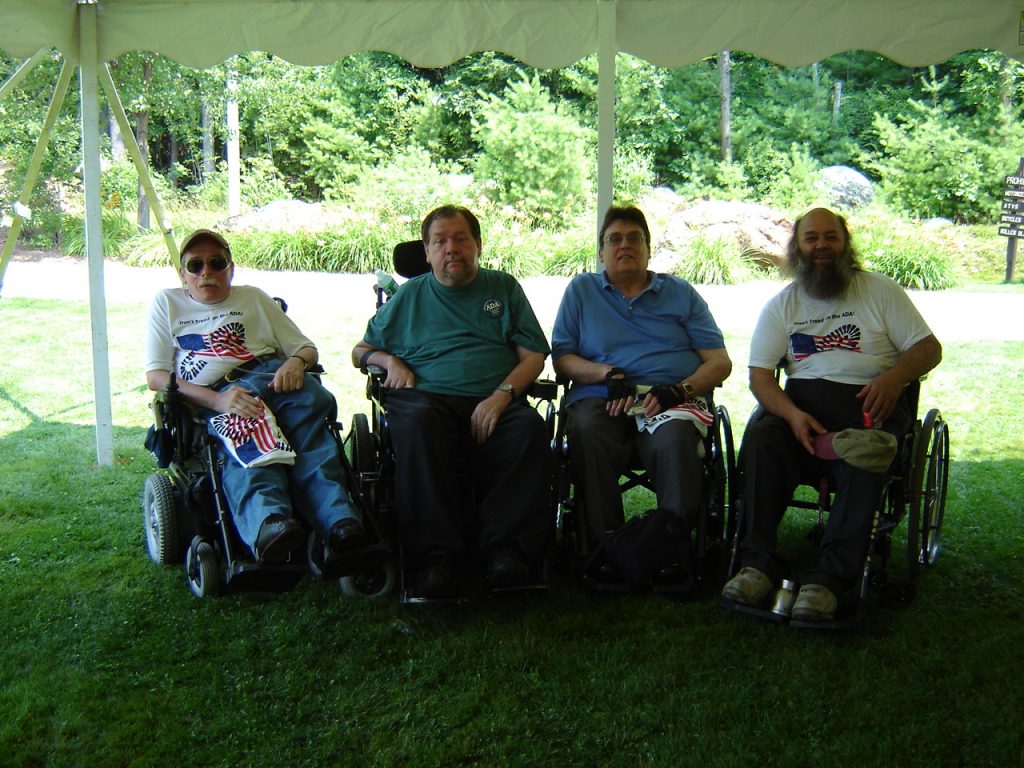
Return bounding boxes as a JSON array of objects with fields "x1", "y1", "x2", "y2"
[
  {"x1": 184, "y1": 255, "x2": 231, "y2": 275},
  {"x1": 603, "y1": 231, "x2": 645, "y2": 247}
]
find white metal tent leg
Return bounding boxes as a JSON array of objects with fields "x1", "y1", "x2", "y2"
[
  {"x1": 78, "y1": 0, "x2": 114, "y2": 467},
  {"x1": 0, "y1": 61, "x2": 73, "y2": 293},
  {"x1": 98, "y1": 64, "x2": 178, "y2": 267},
  {"x1": 596, "y1": 0, "x2": 616, "y2": 266},
  {"x1": 0, "y1": 48, "x2": 48, "y2": 101}
]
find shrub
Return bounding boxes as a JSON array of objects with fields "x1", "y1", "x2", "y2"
[
  {"x1": 102, "y1": 158, "x2": 182, "y2": 211},
  {"x1": 854, "y1": 211, "x2": 958, "y2": 290},
  {"x1": 60, "y1": 210, "x2": 137, "y2": 257},
  {"x1": 188, "y1": 157, "x2": 291, "y2": 209},
  {"x1": 473, "y1": 76, "x2": 593, "y2": 227},
  {"x1": 670, "y1": 234, "x2": 754, "y2": 285}
]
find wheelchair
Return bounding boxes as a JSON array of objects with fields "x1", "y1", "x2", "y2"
[
  {"x1": 722, "y1": 378, "x2": 949, "y2": 629},
  {"x1": 142, "y1": 365, "x2": 393, "y2": 599},
  {"x1": 349, "y1": 240, "x2": 559, "y2": 604},
  {"x1": 550, "y1": 381, "x2": 737, "y2": 597}
]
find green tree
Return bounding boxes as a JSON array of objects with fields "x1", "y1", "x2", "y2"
[{"x1": 473, "y1": 75, "x2": 593, "y2": 226}]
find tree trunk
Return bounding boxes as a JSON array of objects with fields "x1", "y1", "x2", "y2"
[
  {"x1": 226, "y1": 70, "x2": 241, "y2": 216},
  {"x1": 833, "y1": 80, "x2": 843, "y2": 122},
  {"x1": 136, "y1": 56, "x2": 152, "y2": 230},
  {"x1": 718, "y1": 50, "x2": 732, "y2": 164},
  {"x1": 201, "y1": 101, "x2": 215, "y2": 180},
  {"x1": 109, "y1": 107, "x2": 125, "y2": 162}
]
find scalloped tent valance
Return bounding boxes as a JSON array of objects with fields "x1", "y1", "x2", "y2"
[{"x1": 2, "y1": 0, "x2": 1022, "y2": 69}]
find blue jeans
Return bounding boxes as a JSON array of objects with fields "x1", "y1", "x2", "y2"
[{"x1": 206, "y1": 359, "x2": 358, "y2": 552}]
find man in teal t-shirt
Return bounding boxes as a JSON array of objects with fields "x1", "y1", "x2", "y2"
[{"x1": 353, "y1": 205, "x2": 551, "y2": 599}]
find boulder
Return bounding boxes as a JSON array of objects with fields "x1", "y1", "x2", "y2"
[
  {"x1": 815, "y1": 166, "x2": 874, "y2": 210},
  {"x1": 650, "y1": 199, "x2": 791, "y2": 273}
]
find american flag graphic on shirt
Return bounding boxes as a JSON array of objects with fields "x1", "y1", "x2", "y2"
[
  {"x1": 790, "y1": 324, "x2": 862, "y2": 360},
  {"x1": 177, "y1": 322, "x2": 255, "y2": 380}
]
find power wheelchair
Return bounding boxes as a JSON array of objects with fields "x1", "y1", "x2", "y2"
[
  {"x1": 349, "y1": 240, "x2": 559, "y2": 604},
  {"x1": 722, "y1": 378, "x2": 949, "y2": 628},
  {"x1": 142, "y1": 346, "x2": 393, "y2": 599},
  {"x1": 550, "y1": 381, "x2": 737, "y2": 597}
]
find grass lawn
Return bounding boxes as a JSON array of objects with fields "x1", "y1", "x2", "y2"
[{"x1": 1, "y1": 286, "x2": 1022, "y2": 767}]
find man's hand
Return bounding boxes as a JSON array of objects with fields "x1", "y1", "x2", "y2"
[
  {"x1": 644, "y1": 383, "x2": 687, "y2": 417},
  {"x1": 605, "y1": 367, "x2": 637, "y2": 417},
  {"x1": 856, "y1": 369, "x2": 904, "y2": 423},
  {"x1": 270, "y1": 356, "x2": 306, "y2": 393},
  {"x1": 470, "y1": 392, "x2": 510, "y2": 443},
  {"x1": 785, "y1": 410, "x2": 828, "y2": 455},
  {"x1": 383, "y1": 356, "x2": 416, "y2": 389},
  {"x1": 216, "y1": 386, "x2": 265, "y2": 420}
]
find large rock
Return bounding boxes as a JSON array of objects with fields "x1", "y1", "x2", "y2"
[
  {"x1": 816, "y1": 166, "x2": 874, "y2": 210},
  {"x1": 650, "y1": 199, "x2": 791, "y2": 273}
]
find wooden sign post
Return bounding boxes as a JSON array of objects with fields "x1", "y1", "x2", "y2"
[{"x1": 997, "y1": 157, "x2": 1024, "y2": 282}]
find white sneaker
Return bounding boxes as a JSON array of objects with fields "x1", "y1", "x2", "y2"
[
  {"x1": 721, "y1": 566, "x2": 773, "y2": 607},
  {"x1": 791, "y1": 584, "x2": 838, "y2": 622}
]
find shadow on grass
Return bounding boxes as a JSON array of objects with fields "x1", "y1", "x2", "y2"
[{"x1": 1, "y1": 416, "x2": 1022, "y2": 767}]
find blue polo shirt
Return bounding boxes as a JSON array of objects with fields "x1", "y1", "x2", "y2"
[{"x1": 551, "y1": 270, "x2": 725, "y2": 406}]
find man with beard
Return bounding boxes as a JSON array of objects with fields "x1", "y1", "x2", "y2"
[
  {"x1": 721, "y1": 208, "x2": 942, "y2": 621},
  {"x1": 352, "y1": 205, "x2": 551, "y2": 598}
]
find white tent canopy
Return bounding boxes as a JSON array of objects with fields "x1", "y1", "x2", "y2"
[
  {"x1": 1, "y1": 0, "x2": 1022, "y2": 465},
  {"x1": 2, "y1": 1, "x2": 1022, "y2": 69}
]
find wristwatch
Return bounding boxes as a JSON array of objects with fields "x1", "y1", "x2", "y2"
[
  {"x1": 496, "y1": 383, "x2": 516, "y2": 398},
  {"x1": 681, "y1": 382, "x2": 696, "y2": 399}
]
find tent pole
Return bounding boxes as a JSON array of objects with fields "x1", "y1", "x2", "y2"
[
  {"x1": 78, "y1": 0, "x2": 115, "y2": 467},
  {"x1": 0, "y1": 61, "x2": 73, "y2": 294},
  {"x1": 98, "y1": 64, "x2": 178, "y2": 268},
  {"x1": 0, "y1": 48, "x2": 49, "y2": 103},
  {"x1": 595, "y1": 0, "x2": 616, "y2": 266}
]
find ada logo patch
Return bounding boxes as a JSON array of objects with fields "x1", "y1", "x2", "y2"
[{"x1": 483, "y1": 298, "x2": 504, "y2": 318}]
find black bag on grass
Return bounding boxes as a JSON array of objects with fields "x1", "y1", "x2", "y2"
[{"x1": 588, "y1": 507, "x2": 693, "y2": 587}]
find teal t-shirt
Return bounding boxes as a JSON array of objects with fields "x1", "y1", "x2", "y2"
[{"x1": 362, "y1": 268, "x2": 550, "y2": 397}]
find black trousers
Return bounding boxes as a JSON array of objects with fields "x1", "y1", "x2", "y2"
[
  {"x1": 738, "y1": 379, "x2": 912, "y2": 594},
  {"x1": 566, "y1": 397, "x2": 704, "y2": 549},
  {"x1": 384, "y1": 389, "x2": 550, "y2": 560}
]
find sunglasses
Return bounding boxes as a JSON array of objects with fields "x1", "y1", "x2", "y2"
[{"x1": 184, "y1": 255, "x2": 231, "y2": 275}]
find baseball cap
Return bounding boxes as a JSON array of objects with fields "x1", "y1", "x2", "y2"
[
  {"x1": 179, "y1": 229, "x2": 232, "y2": 262},
  {"x1": 813, "y1": 428, "x2": 898, "y2": 474}
]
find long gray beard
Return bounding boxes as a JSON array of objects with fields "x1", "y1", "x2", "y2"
[{"x1": 796, "y1": 253, "x2": 855, "y2": 299}]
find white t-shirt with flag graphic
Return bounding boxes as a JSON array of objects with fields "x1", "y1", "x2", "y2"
[
  {"x1": 145, "y1": 285, "x2": 314, "y2": 386},
  {"x1": 749, "y1": 271, "x2": 933, "y2": 386}
]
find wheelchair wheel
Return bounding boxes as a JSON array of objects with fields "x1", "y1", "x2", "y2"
[
  {"x1": 908, "y1": 409, "x2": 949, "y2": 571},
  {"x1": 339, "y1": 560, "x2": 397, "y2": 599},
  {"x1": 186, "y1": 536, "x2": 222, "y2": 598},
  {"x1": 711, "y1": 405, "x2": 736, "y2": 544},
  {"x1": 143, "y1": 473, "x2": 179, "y2": 565},
  {"x1": 349, "y1": 413, "x2": 374, "y2": 476}
]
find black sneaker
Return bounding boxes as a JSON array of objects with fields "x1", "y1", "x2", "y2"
[
  {"x1": 487, "y1": 546, "x2": 531, "y2": 590},
  {"x1": 411, "y1": 552, "x2": 457, "y2": 599}
]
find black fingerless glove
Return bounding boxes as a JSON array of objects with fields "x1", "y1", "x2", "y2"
[
  {"x1": 649, "y1": 383, "x2": 687, "y2": 409},
  {"x1": 604, "y1": 367, "x2": 637, "y2": 401}
]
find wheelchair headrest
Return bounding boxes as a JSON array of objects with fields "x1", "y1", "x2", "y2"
[{"x1": 392, "y1": 240, "x2": 430, "y2": 279}]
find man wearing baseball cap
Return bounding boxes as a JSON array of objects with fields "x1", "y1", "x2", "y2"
[{"x1": 145, "y1": 229, "x2": 370, "y2": 569}]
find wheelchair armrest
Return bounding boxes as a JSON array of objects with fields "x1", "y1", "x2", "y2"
[{"x1": 527, "y1": 378, "x2": 558, "y2": 402}]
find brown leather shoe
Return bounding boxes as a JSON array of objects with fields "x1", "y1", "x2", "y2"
[{"x1": 254, "y1": 514, "x2": 304, "y2": 561}]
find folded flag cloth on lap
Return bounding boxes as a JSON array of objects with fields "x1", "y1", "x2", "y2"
[
  {"x1": 636, "y1": 396, "x2": 714, "y2": 446},
  {"x1": 210, "y1": 403, "x2": 296, "y2": 468}
]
